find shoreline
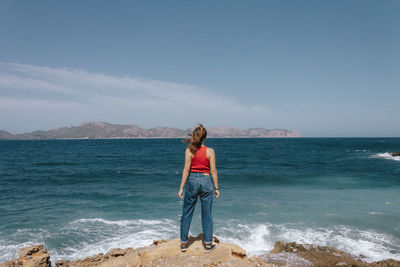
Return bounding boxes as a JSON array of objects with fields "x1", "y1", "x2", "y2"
[
  {"x1": 0, "y1": 136, "x2": 301, "y2": 140},
  {"x1": 1, "y1": 236, "x2": 399, "y2": 267}
]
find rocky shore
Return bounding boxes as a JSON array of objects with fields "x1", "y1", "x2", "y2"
[{"x1": 1, "y1": 235, "x2": 399, "y2": 267}]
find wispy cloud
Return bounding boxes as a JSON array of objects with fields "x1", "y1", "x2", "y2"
[{"x1": 0, "y1": 62, "x2": 271, "y2": 132}]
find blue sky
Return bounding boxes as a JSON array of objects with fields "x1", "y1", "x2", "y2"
[{"x1": 0, "y1": 1, "x2": 399, "y2": 136}]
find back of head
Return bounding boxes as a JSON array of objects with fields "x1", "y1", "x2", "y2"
[{"x1": 183, "y1": 124, "x2": 207, "y2": 154}]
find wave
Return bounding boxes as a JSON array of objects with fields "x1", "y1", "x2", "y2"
[
  {"x1": 2, "y1": 218, "x2": 400, "y2": 263},
  {"x1": 371, "y1": 152, "x2": 400, "y2": 161},
  {"x1": 1, "y1": 218, "x2": 179, "y2": 263},
  {"x1": 216, "y1": 221, "x2": 400, "y2": 263},
  {"x1": 72, "y1": 218, "x2": 172, "y2": 226}
]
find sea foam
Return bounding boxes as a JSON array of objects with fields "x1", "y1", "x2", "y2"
[
  {"x1": 216, "y1": 221, "x2": 400, "y2": 263},
  {"x1": 372, "y1": 152, "x2": 400, "y2": 161},
  {"x1": 1, "y1": 219, "x2": 400, "y2": 263}
]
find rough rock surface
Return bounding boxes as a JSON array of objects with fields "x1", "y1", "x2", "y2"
[
  {"x1": 1, "y1": 238, "x2": 400, "y2": 267},
  {"x1": 266, "y1": 241, "x2": 400, "y2": 267},
  {"x1": 53, "y1": 235, "x2": 269, "y2": 267},
  {"x1": 0, "y1": 244, "x2": 51, "y2": 267},
  {"x1": 391, "y1": 152, "x2": 400, "y2": 157}
]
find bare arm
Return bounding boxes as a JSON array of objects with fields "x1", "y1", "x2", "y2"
[
  {"x1": 178, "y1": 148, "x2": 192, "y2": 198},
  {"x1": 208, "y1": 148, "x2": 220, "y2": 198}
]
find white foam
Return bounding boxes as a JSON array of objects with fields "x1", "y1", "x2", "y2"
[
  {"x1": 368, "y1": 212, "x2": 383, "y2": 215},
  {"x1": 50, "y1": 218, "x2": 179, "y2": 262},
  {"x1": 274, "y1": 224, "x2": 400, "y2": 262},
  {"x1": 371, "y1": 152, "x2": 400, "y2": 162},
  {"x1": 2, "y1": 219, "x2": 400, "y2": 264},
  {"x1": 217, "y1": 222, "x2": 275, "y2": 256},
  {"x1": 72, "y1": 218, "x2": 173, "y2": 227},
  {"x1": 0, "y1": 241, "x2": 37, "y2": 262},
  {"x1": 216, "y1": 221, "x2": 400, "y2": 263},
  {"x1": 0, "y1": 218, "x2": 179, "y2": 262},
  {"x1": 51, "y1": 228, "x2": 176, "y2": 261}
]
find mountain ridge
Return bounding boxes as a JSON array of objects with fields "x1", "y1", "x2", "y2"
[{"x1": 0, "y1": 121, "x2": 300, "y2": 140}]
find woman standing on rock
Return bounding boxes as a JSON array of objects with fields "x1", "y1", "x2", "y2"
[{"x1": 178, "y1": 124, "x2": 220, "y2": 253}]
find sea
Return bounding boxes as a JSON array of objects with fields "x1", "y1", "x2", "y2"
[{"x1": 1, "y1": 138, "x2": 400, "y2": 263}]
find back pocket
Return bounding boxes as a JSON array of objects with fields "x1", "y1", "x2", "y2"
[
  {"x1": 200, "y1": 178, "x2": 213, "y2": 192},
  {"x1": 187, "y1": 180, "x2": 198, "y2": 193}
]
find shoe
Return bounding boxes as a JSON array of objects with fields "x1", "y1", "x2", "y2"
[
  {"x1": 204, "y1": 243, "x2": 216, "y2": 253},
  {"x1": 180, "y1": 242, "x2": 188, "y2": 252}
]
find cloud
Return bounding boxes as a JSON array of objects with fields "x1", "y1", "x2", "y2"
[
  {"x1": 0, "y1": 62, "x2": 271, "y2": 132},
  {"x1": 0, "y1": 96, "x2": 79, "y2": 110}
]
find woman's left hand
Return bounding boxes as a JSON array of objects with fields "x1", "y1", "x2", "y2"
[{"x1": 178, "y1": 189, "x2": 184, "y2": 199}]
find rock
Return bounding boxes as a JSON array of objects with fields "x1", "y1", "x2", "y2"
[
  {"x1": 18, "y1": 245, "x2": 44, "y2": 258},
  {"x1": 136, "y1": 234, "x2": 260, "y2": 267},
  {"x1": 370, "y1": 259, "x2": 400, "y2": 267},
  {"x1": 267, "y1": 241, "x2": 366, "y2": 267},
  {"x1": 55, "y1": 260, "x2": 70, "y2": 267},
  {"x1": 107, "y1": 248, "x2": 125, "y2": 257},
  {"x1": 391, "y1": 152, "x2": 400, "y2": 157},
  {"x1": 231, "y1": 246, "x2": 247, "y2": 259},
  {"x1": 2, "y1": 239, "x2": 400, "y2": 267},
  {"x1": 261, "y1": 252, "x2": 313, "y2": 267},
  {"x1": 335, "y1": 262, "x2": 350, "y2": 266},
  {"x1": 0, "y1": 258, "x2": 21, "y2": 267},
  {"x1": 0, "y1": 244, "x2": 51, "y2": 267},
  {"x1": 152, "y1": 239, "x2": 168, "y2": 246}
]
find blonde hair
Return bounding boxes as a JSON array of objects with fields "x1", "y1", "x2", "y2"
[{"x1": 183, "y1": 124, "x2": 207, "y2": 154}]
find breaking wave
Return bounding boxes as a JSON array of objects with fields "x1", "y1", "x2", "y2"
[{"x1": 3, "y1": 218, "x2": 399, "y2": 263}]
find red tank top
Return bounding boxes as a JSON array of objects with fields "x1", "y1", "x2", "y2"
[{"x1": 190, "y1": 146, "x2": 210, "y2": 173}]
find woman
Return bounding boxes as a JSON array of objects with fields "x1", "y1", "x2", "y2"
[{"x1": 178, "y1": 124, "x2": 220, "y2": 253}]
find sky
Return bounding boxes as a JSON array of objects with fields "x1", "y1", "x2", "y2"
[{"x1": 0, "y1": 1, "x2": 399, "y2": 137}]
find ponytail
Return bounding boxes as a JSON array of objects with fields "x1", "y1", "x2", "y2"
[{"x1": 182, "y1": 124, "x2": 207, "y2": 154}]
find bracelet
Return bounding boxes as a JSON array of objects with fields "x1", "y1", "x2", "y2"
[{"x1": 215, "y1": 188, "x2": 219, "y2": 190}]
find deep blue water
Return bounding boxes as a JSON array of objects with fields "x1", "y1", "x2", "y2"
[{"x1": 1, "y1": 138, "x2": 400, "y2": 262}]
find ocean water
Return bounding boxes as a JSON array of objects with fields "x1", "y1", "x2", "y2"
[{"x1": 1, "y1": 138, "x2": 400, "y2": 263}]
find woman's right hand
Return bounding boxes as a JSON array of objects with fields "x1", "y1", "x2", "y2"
[
  {"x1": 214, "y1": 189, "x2": 220, "y2": 198},
  {"x1": 178, "y1": 188, "x2": 184, "y2": 199}
]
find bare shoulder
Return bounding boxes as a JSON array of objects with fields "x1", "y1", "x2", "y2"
[
  {"x1": 206, "y1": 147, "x2": 215, "y2": 158},
  {"x1": 185, "y1": 147, "x2": 193, "y2": 157}
]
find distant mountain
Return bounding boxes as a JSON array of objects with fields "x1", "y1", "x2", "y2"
[
  {"x1": 0, "y1": 121, "x2": 300, "y2": 140},
  {"x1": 0, "y1": 130, "x2": 13, "y2": 139}
]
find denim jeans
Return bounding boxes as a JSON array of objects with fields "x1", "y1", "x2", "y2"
[{"x1": 180, "y1": 172, "x2": 214, "y2": 244}]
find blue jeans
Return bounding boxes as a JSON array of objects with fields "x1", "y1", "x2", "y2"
[{"x1": 180, "y1": 172, "x2": 214, "y2": 244}]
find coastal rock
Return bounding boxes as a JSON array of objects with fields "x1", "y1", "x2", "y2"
[
  {"x1": 2, "y1": 239, "x2": 400, "y2": 267},
  {"x1": 391, "y1": 152, "x2": 400, "y2": 157},
  {"x1": 55, "y1": 248, "x2": 140, "y2": 267},
  {"x1": 265, "y1": 241, "x2": 367, "y2": 266},
  {"x1": 55, "y1": 234, "x2": 268, "y2": 267},
  {"x1": 264, "y1": 241, "x2": 400, "y2": 267},
  {"x1": 370, "y1": 259, "x2": 400, "y2": 267},
  {"x1": 138, "y1": 234, "x2": 267, "y2": 267},
  {"x1": 0, "y1": 244, "x2": 51, "y2": 267},
  {"x1": 106, "y1": 248, "x2": 125, "y2": 257}
]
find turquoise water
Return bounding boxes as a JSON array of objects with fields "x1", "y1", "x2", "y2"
[{"x1": 1, "y1": 138, "x2": 400, "y2": 262}]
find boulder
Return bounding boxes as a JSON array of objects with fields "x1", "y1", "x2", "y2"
[
  {"x1": 2, "y1": 239, "x2": 400, "y2": 267},
  {"x1": 266, "y1": 241, "x2": 366, "y2": 266},
  {"x1": 0, "y1": 244, "x2": 51, "y2": 267}
]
